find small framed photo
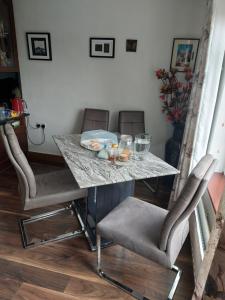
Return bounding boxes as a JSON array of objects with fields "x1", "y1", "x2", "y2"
[
  {"x1": 90, "y1": 38, "x2": 115, "y2": 58},
  {"x1": 26, "y1": 32, "x2": 52, "y2": 61},
  {"x1": 126, "y1": 39, "x2": 137, "y2": 52},
  {"x1": 170, "y1": 38, "x2": 200, "y2": 72}
]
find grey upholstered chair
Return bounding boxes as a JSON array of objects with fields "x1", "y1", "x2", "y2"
[
  {"x1": 118, "y1": 111, "x2": 145, "y2": 137},
  {"x1": 81, "y1": 108, "x2": 109, "y2": 133},
  {"x1": 118, "y1": 110, "x2": 157, "y2": 193},
  {"x1": 1, "y1": 124, "x2": 88, "y2": 248},
  {"x1": 96, "y1": 154, "x2": 217, "y2": 300}
]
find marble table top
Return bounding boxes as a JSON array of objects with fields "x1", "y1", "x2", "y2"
[{"x1": 53, "y1": 134, "x2": 179, "y2": 189}]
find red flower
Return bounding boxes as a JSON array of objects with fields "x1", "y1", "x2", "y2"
[
  {"x1": 184, "y1": 68, "x2": 193, "y2": 81},
  {"x1": 155, "y1": 69, "x2": 168, "y2": 79},
  {"x1": 185, "y1": 73, "x2": 193, "y2": 81},
  {"x1": 184, "y1": 67, "x2": 192, "y2": 73},
  {"x1": 176, "y1": 82, "x2": 182, "y2": 89},
  {"x1": 155, "y1": 69, "x2": 162, "y2": 79},
  {"x1": 160, "y1": 84, "x2": 171, "y2": 94},
  {"x1": 155, "y1": 68, "x2": 193, "y2": 124},
  {"x1": 172, "y1": 108, "x2": 182, "y2": 121},
  {"x1": 166, "y1": 115, "x2": 173, "y2": 122},
  {"x1": 183, "y1": 84, "x2": 189, "y2": 92}
]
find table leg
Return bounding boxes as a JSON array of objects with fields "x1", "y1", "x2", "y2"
[{"x1": 73, "y1": 180, "x2": 135, "y2": 251}]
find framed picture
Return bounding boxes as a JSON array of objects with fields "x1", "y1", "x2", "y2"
[
  {"x1": 90, "y1": 38, "x2": 115, "y2": 58},
  {"x1": 26, "y1": 32, "x2": 52, "y2": 61},
  {"x1": 126, "y1": 39, "x2": 137, "y2": 52},
  {"x1": 170, "y1": 38, "x2": 200, "y2": 72}
]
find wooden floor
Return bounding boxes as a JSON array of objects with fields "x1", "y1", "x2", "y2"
[{"x1": 0, "y1": 165, "x2": 194, "y2": 300}]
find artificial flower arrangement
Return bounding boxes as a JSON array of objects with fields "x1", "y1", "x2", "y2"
[{"x1": 155, "y1": 68, "x2": 193, "y2": 124}]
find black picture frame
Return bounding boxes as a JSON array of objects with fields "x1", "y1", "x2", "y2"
[
  {"x1": 26, "y1": 32, "x2": 52, "y2": 61},
  {"x1": 90, "y1": 38, "x2": 115, "y2": 58},
  {"x1": 126, "y1": 39, "x2": 137, "y2": 52},
  {"x1": 170, "y1": 38, "x2": 200, "y2": 72}
]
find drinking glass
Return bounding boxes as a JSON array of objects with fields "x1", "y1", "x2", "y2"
[
  {"x1": 133, "y1": 133, "x2": 151, "y2": 160},
  {"x1": 119, "y1": 135, "x2": 132, "y2": 150}
]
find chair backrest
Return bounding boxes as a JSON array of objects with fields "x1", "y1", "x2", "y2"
[
  {"x1": 2, "y1": 124, "x2": 36, "y2": 199},
  {"x1": 81, "y1": 108, "x2": 109, "y2": 133},
  {"x1": 118, "y1": 111, "x2": 145, "y2": 137},
  {"x1": 160, "y1": 154, "x2": 216, "y2": 254}
]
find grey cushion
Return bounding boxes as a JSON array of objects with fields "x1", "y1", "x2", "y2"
[
  {"x1": 24, "y1": 168, "x2": 88, "y2": 210},
  {"x1": 4, "y1": 123, "x2": 37, "y2": 198},
  {"x1": 97, "y1": 197, "x2": 172, "y2": 268},
  {"x1": 159, "y1": 154, "x2": 214, "y2": 251}
]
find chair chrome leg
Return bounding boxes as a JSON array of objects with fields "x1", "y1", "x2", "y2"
[
  {"x1": 167, "y1": 265, "x2": 182, "y2": 300},
  {"x1": 97, "y1": 233, "x2": 149, "y2": 300},
  {"x1": 72, "y1": 200, "x2": 97, "y2": 251},
  {"x1": 97, "y1": 232, "x2": 101, "y2": 273},
  {"x1": 142, "y1": 178, "x2": 159, "y2": 194},
  {"x1": 19, "y1": 205, "x2": 84, "y2": 248},
  {"x1": 96, "y1": 233, "x2": 182, "y2": 300}
]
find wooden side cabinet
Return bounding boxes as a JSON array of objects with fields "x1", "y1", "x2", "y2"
[
  {"x1": 0, "y1": 0, "x2": 19, "y2": 72},
  {"x1": 0, "y1": 0, "x2": 28, "y2": 171},
  {"x1": 0, "y1": 118, "x2": 28, "y2": 170}
]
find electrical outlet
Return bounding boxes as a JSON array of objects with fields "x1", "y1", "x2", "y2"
[
  {"x1": 36, "y1": 123, "x2": 41, "y2": 128},
  {"x1": 41, "y1": 123, "x2": 46, "y2": 129}
]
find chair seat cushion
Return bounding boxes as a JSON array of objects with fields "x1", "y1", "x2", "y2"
[
  {"x1": 25, "y1": 168, "x2": 87, "y2": 210},
  {"x1": 97, "y1": 197, "x2": 172, "y2": 268}
]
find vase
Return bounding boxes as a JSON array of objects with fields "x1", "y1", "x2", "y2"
[{"x1": 172, "y1": 122, "x2": 185, "y2": 142}]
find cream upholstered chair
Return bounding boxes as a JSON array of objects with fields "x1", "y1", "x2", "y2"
[
  {"x1": 81, "y1": 108, "x2": 109, "y2": 133},
  {"x1": 1, "y1": 123, "x2": 88, "y2": 248},
  {"x1": 96, "y1": 154, "x2": 217, "y2": 300}
]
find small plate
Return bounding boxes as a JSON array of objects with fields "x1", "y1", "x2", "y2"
[{"x1": 81, "y1": 139, "x2": 108, "y2": 152}]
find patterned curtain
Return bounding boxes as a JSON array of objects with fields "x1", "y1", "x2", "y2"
[
  {"x1": 169, "y1": 0, "x2": 214, "y2": 209},
  {"x1": 167, "y1": 1, "x2": 225, "y2": 299}
]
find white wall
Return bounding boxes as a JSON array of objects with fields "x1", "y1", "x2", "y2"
[{"x1": 13, "y1": 0, "x2": 206, "y2": 156}]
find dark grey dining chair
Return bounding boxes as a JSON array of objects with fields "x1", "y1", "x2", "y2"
[
  {"x1": 118, "y1": 110, "x2": 145, "y2": 137},
  {"x1": 96, "y1": 154, "x2": 216, "y2": 300},
  {"x1": 81, "y1": 108, "x2": 109, "y2": 133},
  {"x1": 1, "y1": 123, "x2": 88, "y2": 248},
  {"x1": 118, "y1": 110, "x2": 157, "y2": 193}
]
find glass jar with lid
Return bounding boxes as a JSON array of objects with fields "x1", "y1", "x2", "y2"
[{"x1": 118, "y1": 135, "x2": 133, "y2": 161}]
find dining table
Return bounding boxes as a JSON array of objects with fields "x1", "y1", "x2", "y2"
[{"x1": 53, "y1": 134, "x2": 179, "y2": 251}]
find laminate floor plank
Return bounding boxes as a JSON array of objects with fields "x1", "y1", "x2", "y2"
[
  {"x1": 0, "y1": 257, "x2": 70, "y2": 293},
  {"x1": 0, "y1": 277, "x2": 21, "y2": 300},
  {"x1": 12, "y1": 283, "x2": 77, "y2": 300},
  {"x1": 65, "y1": 277, "x2": 133, "y2": 300}
]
